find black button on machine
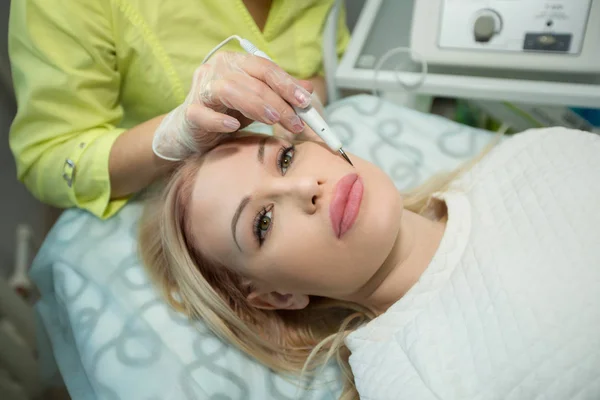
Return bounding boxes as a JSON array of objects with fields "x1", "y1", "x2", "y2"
[{"x1": 523, "y1": 33, "x2": 572, "y2": 52}]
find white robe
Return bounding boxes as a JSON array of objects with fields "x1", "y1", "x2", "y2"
[{"x1": 346, "y1": 128, "x2": 600, "y2": 400}]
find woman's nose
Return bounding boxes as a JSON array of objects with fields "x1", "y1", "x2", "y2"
[{"x1": 269, "y1": 176, "x2": 322, "y2": 213}]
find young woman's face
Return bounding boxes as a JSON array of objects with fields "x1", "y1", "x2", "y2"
[{"x1": 188, "y1": 135, "x2": 403, "y2": 304}]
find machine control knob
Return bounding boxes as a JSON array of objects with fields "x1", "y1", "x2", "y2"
[{"x1": 473, "y1": 11, "x2": 502, "y2": 43}]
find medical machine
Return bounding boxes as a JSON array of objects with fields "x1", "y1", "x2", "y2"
[{"x1": 411, "y1": 0, "x2": 600, "y2": 73}]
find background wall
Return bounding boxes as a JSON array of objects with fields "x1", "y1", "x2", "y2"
[{"x1": 0, "y1": 0, "x2": 47, "y2": 279}]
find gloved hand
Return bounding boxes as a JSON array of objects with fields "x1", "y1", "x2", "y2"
[{"x1": 152, "y1": 51, "x2": 314, "y2": 161}]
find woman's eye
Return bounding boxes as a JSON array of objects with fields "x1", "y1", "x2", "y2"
[
  {"x1": 277, "y1": 145, "x2": 295, "y2": 174},
  {"x1": 259, "y1": 212, "x2": 271, "y2": 232},
  {"x1": 254, "y1": 206, "x2": 273, "y2": 245}
]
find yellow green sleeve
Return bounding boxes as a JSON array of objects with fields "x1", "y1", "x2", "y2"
[{"x1": 9, "y1": 0, "x2": 128, "y2": 219}]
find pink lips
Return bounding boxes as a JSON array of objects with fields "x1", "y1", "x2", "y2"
[{"x1": 329, "y1": 173, "x2": 364, "y2": 238}]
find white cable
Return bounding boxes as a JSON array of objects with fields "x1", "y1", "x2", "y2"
[
  {"x1": 373, "y1": 47, "x2": 428, "y2": 95},
  {"x1": 366, "y1": 46, "x2": 429, "y2": 116},
  {"x1": 201, "y1": 35, "x2": 243, "y2": 64},
  {"x1": 201, "y1": 35, "x2": 269, "y2": 64}
]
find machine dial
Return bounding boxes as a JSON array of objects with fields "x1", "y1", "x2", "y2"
[{"x1": 473, "y1": 10, "x2": 502, "y2": 43}]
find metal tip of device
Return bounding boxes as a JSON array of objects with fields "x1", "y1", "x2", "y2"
[{"x1": 338, "y1": 148, "x2": 353, "y2": 166}]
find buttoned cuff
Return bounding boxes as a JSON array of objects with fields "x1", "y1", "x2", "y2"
[{"x1": 62, "y1": 128, "x2": 129, "y2": 219}]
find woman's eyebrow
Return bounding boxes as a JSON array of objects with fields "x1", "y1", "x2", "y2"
[
  {"x1": 257, "y1": 136, "x2": 270, "y2": 163},
  {"x1": 257, "y1": 138, "x2": 266, "y2": 163},
  {"x1": 231, "y1": 196, "x2": 251, "y2": 251}
]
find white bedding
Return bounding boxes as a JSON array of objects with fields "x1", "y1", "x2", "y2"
[{"x1": 346, "y1": 128, "x2": 600, "y2": 400}]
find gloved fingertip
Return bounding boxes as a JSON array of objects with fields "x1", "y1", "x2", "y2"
[
  {"x1": 291, "y1": 116, "x2": 304, "y2": 133},
  {"x1": 265, "y1": 105, "x2": 281, "y2": 123},
  {"x1": 294, "y1": 87, "x2": 311, "y2": 108},
  {"x1": 223, "y1": 118, "x2": 240, "y2": 131}
]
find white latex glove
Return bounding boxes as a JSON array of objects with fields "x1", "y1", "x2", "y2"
[{"x1": 152, "y1": 51, "x2": 314, "y2": 161}]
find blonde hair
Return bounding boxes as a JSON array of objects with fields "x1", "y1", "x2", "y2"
[{"x1": 138, "y1": 133, "x2": 500, "y2": 399}]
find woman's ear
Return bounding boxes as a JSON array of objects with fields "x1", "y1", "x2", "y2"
[{"x1": 247, "y1": 291, "x2": 310, "y2": 310}]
